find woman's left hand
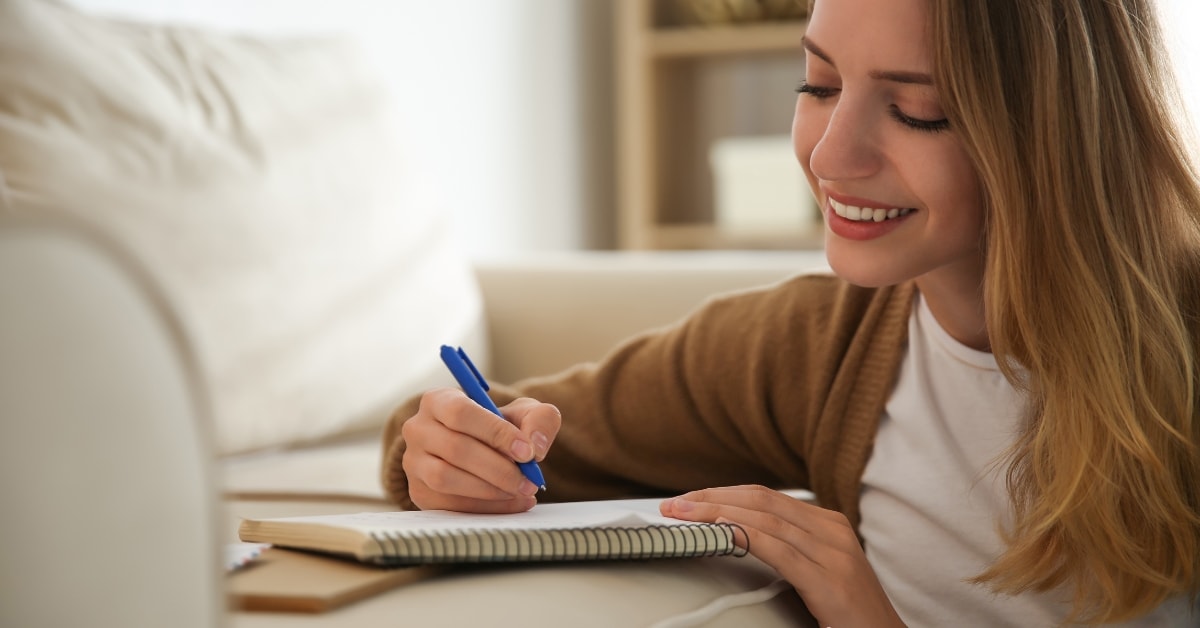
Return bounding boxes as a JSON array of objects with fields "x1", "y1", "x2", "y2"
[{"x1": 660, "y1": 484, "x2": 906, "y2": 628}]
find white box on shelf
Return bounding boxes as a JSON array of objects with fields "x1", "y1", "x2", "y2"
[{"x1": 709, "y1": 134, "x2": 818, "y2": 234}]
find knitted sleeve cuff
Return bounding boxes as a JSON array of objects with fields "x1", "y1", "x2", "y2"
[{"x1": 380, "y1": 398, "x2": 421, "y2": 510}]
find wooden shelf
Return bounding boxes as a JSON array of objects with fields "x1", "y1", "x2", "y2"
[
  {"x1": 650, "y1": 23, "x2": 808, "y2": 58},
  {"x1": 615, "y1": 0, "x2": 817, "y2": 251}
]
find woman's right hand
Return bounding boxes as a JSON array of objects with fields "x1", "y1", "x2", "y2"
[{"x1": 400, "y1": 388, "x2": 562, "y2": 513}]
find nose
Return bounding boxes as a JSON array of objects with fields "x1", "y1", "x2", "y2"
[{"x1": 806, "y1": 97, "x2": 882, "y2": 182}]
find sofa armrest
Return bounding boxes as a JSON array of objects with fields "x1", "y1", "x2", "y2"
[
  {"x1": 474, "y1": 250, "x2": 829, "y2": 384},
  {"x1": 0, "y1": 215, "x2": 223, "y2": 627}
]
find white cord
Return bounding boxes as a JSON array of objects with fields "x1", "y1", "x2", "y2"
[{"x1": 647, "y1": 578, "x2": 793, "y2": 628}]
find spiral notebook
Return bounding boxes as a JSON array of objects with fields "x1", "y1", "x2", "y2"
[{"x1": 237, "y1": 497, "x2": 747, "y2": 566}]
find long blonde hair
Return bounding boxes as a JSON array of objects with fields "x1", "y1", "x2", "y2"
[{"x1": 928, "y1": 0, "x2": 1200, "y2": 622}]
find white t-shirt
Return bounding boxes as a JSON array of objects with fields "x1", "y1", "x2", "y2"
[{"x1": 858, "y1": 294, "x2": 1197, "y2": 626}]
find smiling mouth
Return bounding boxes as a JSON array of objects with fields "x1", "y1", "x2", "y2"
[{"x1": 829, "y1": 198, "x2": 915, "y2": 222}]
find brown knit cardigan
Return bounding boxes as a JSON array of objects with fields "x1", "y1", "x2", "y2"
[{"x1": 382, "y1": 274, "x2": 915, "y2": 530}]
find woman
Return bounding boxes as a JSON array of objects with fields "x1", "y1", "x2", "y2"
[{"x1": 383, "y1": 0, "x2": 1200, "y2": 624}]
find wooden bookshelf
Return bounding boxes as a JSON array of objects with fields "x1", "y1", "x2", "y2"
[{"x1": 615, "y1": 0, "x2": 819, "y2": 250}]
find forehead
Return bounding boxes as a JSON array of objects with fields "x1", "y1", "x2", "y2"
[{"x1": 806, "y1": 0, "x2": 934, "y2": 69}]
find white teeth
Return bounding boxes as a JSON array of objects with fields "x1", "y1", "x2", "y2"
[{"x1": 829, "y1": 198, "x2": 913, "y2": 222}]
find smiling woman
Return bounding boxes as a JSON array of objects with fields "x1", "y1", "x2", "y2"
[{"x1": 381, "y1": 1, "x2": 1200, "y2": 626}]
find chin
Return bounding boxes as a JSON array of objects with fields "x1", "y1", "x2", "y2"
[{"x1": 824, "y1": 246, "x2": 907, "y2": 289}]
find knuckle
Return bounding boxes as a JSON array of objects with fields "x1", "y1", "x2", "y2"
[
  {"x1": 506, "y1": 398, "x2": 561, "y2": 428},
  {"x1": 441, "y1": 434, "x2": 475, "y2": 462},
  {"x1": 421, "y1": 461, "x2": 456, "y2": 492},
  {"x1": 511, "y1": 396, "x2": 546, "y2": 410},
  {"x1": 759, "y1": 512, "x2": 790, "y2": 536},
  {"x1": 400, "y1": 448, "x2": 418, "y2": 475},
  {"x1": 416, "y1": 388, "x2": 470, "y2": 426},
  {"x1": 541, "y1": 403, "x2": 563, "y2": 430},
  {"x1": 746, "y1": 484, "x2": 773, "y2": 508},
  {"x1": 399, "y1": 415, "x2": 423, "y2": 441},
  {"x1": 418, "y1": 387, "x2": 454, "y2": 413},
  {"x1": 440, "y1": 394, "x2": 477, "y2": 428},
  {"x1": 482, "y1": 415, "x2": 514, "y2": 447},
  {"x1": 777, "y1": 541, "x2": 806, "y2": 566},
  {"x1": 402, "y1": 452, "x2": 440, "y2": 489}
]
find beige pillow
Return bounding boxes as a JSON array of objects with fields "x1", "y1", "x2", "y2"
[{"x1": 0, "y1": 0, "x2": 488, "y2": 456}]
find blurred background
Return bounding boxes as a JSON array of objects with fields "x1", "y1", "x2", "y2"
[
  {"x1": 65, "y1": 0, "x2": 1200, "y2": 260},
  {"x1": 2, "y1": 5, "x2": 1196, "y2": 623}
]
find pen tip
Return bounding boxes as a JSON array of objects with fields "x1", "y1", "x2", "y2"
[{"x1": 539, "y1": 485, "x2": 547, "y2": 492}]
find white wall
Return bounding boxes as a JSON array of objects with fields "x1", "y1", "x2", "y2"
[
  {"x1": 1159, "y1": 0, "x2": 1200, "y2": 145},
  {"x1": 65, "y1": 0, "x2": 615, "y2": 258},
  {"x1": 58, "y1": 0, "x2": 1200, "y2": 257}
]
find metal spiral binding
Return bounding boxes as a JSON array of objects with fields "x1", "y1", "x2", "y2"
[{"x1": 367, "y1": 522, "x2": 747, "y2": 566}]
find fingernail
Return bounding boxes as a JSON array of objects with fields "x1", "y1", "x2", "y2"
[
  {"x1": 519, "y1": 480, "x2": 539, "y2": 496},
  {"x1": 532, "y1": 431, "x2": 549, "y2": 456},
  {"x1": 511, "y1": 440, "x2": 533, "y2": 461},
  {"x1": 671, "y1": 498, "x2": 694, "y2": 513}
]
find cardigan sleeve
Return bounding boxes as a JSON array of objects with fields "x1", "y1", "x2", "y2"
[{"x1": 381, "y1": 274, "x2": 911, "y2": 514}]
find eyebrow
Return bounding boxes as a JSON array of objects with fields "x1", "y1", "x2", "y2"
[{"x1": 802, "y1": 36, "x2": 935, "y2": 86}]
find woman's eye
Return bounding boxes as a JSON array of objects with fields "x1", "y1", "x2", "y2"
[
  {"x1": 795, "y1": 81, "x2": 838, "y2": 99},
  {"x1": 797, "y1": 81, "x2": 950, "y2": 134},
  {"x1": 888, "y1": 105, "x2": 950, "y2": 133}
]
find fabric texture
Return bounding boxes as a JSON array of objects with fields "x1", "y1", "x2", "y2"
[
  {"x1": 0, "y1": 0, "x2": 486, "y2": 455},
  {"x1": 382, "y1": 273, "x2": 916, "y2": 528}
]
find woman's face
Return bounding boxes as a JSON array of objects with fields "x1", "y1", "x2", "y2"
[{"x1": 794, "y1": 0, "x2": 986, "y2": 290}]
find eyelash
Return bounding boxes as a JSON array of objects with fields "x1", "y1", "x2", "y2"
[
  {"x1": 795, "y1": 82, "x2": 836, "y2": 99},
  {"x1": 795, "y1": 81, "x2": 950, "y2": 134}
]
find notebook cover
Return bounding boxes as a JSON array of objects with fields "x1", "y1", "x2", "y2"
[{"x1": 228, "y1": 547, "x2": 443, "y2": 613}]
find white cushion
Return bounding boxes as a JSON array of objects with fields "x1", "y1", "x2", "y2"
[{"x1": 0, "y1": 0, "x2": 487, "y2": 456}]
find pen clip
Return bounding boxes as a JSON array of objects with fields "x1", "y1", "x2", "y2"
[{"x1": 457, "y1": 346, "x2": 489, "y2": 392}]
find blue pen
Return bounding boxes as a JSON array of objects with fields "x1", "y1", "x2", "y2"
[{"x1": 439, "y1": 345, "x2": 547, "y2": 491}]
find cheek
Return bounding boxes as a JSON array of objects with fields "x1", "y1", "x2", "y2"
[
  {"x1": 944, "y1": 149, "x2": 984, "y2": 220},
  {"x1": 920, "y1": 145, "x2": 986, "y2": 236}
]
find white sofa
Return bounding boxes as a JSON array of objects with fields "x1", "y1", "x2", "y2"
[{"x1": 0, "y1": 1, "x2": 827, "y2": 625}]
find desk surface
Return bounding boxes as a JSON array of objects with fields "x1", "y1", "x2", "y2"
[{"x1": 223, "y1": 496, "x2": 817, "y2": 628}]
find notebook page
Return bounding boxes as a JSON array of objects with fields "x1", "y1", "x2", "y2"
[{"x1": 268, "y1": 497, "x2": 683, "y2": 534}]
